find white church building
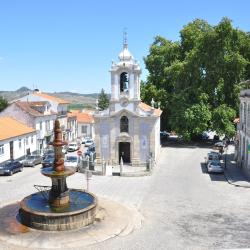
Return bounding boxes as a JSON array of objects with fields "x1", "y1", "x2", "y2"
[{"x1": 94, "y1": 39, "x2": 162, "y2": 166}]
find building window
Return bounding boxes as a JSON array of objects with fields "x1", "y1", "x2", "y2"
[
  {"x1": 120, "y1": 116, "x2": 129, "y2": 133},
  {"x1": 0, "y1": 145, "x2": 4, "y2": 155},
  {"x1": 19, "y1": 139, "x2": 22, "y2": 149},
  {"x1": 120, "y1": 72, "x2": 129, "y2": 92},
  {"x1": 26, "y1": 137, "x2": 29, "y2": 146},
  {"x1": 81, "y1": 125, "x2": 87, "y2": 134},
  {"x1": 40, "y1": 122, "x2": 42, "y2": 130},
  {"x1": 31, "y1": 136, "x2": 34, "y2": 144}
]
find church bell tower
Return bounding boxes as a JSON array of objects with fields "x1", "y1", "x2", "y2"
[{"x1": 109, "y1": 32, "x2": 141, "y2": 112}]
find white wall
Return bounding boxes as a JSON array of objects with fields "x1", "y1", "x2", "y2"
[
  {"x1": 0, "y1": 133, "x2": 37, "y2": 163},
  {"x1": 0, "y1": 143, "x2": 10, "y2": 163},
  {"x1": 78, "y1": 123, "x2": 94, "y2": 139},
  {"x1": 154, "y1": 117, "x2": 161, "y2": 160}
]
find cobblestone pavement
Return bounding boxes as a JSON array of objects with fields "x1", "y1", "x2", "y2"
[{"x1": 1, "y1": 145, "x2": 250, "y2": 249}]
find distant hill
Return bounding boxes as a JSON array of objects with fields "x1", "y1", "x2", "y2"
[{"x1": 0, "y1": 87, "x2": 110, "y2": 109}]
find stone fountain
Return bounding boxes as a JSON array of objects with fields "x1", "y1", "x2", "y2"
[{"x1": 19, "y1": 120, "x2": 97, "y2": 231}]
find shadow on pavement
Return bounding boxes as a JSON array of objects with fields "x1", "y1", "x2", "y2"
[
  {"x1": 225, "y1": 152, "x2": 250, "y2": 183},
  {"x1": 161, "y1": 139, "x2": 214, "y2": 149}
]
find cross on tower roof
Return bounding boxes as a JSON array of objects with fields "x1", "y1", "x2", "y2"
[{"x1": 123, "y1": 28, "x2": 128, "y2": 49}]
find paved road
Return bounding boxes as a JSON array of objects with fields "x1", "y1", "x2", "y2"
[{"x1": 1, "y1": 145, "x2": 250, "y2": 249}]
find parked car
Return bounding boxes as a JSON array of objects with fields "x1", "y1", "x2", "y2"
[
  {"x1": 207, "y1": 160, "x2": 224, "y2": 173},
  {"x1": 85, "y1": 145, "x2": 96, "y2": 157},
  {"x1": 42, "y1": 149, "x2": 54, "y2": 160},
  {"x1": 206, "y1": 151, "x2": 221, "y2": 164},
  {"x1": 85, "y1": 139, "x2": 94, "y2": 147},
  {"x1": 202, "y1": 131, "x2": 209, "y2": 140},
  {"x1": 160, "y1": 131, "x2": 170, "y2": 138},
  {"x1": 82, "y1": 137, "x2": 91, "y2": 144},
  {"x1": 213, "y1": 141, "x2": 225, "y2": 153},
  {"x1": 67, "y1": 142, "x2": 79, "y2": 152},
  {"x1": 42, "y1": 154, "x2": 55, "y2": 168},
  {"x1": 62, "y1": 145, "x2": 68, "y2": 154},
  {"x1": 64, "y1": 155, "x2": 79, "y2": 170},
  {"x1": 0, "y1": 160, "x2": 23, "y2": 176},
  {"x1": 22, "y1": 155, "x2": 42, "y2": 167}
]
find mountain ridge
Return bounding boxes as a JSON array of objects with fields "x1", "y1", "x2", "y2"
[{"x1": 0, "y1": 87, "x2": 109, "y2": 108}]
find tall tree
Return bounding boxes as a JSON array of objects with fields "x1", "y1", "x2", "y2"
[
  {"x1": 0, "y1": 96, "x2": 8, "y2": 112},
  {"x1": 98, "y1": 88, "x2": 109, "y2": 111},
  {"x1": 143, "y1": 18, "x2": 250, "y2": 140}
]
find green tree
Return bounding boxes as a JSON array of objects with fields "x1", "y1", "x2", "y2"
[
  {"x1": 143, "y1": 17, "x2": 250, "y2": 140},
  {"x1": 98, "y1": 88, "x2": 109, "y2": 111},
  {"x1": 0, "y1": 96, "x2": 8, "y2": 112},
  {"x1": 212, "y1": 104, "x2": 236, "y2": 138}
]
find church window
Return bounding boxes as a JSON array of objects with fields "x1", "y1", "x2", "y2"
[
  {"x1": 120, "y1": 116, "x2": 129, "y2": 133},
  {"x1": 120, "y1": 72, "x2": 129, "y2": 92}
]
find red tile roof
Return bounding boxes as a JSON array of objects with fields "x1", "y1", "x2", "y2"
[
  {"x1": 74, "y1": 112, "x2": 94, "y2": 123},
  {"x1": 0, "y1": 117, "x2": 35, "y2": 141},
  {"x1": 16, "y1": 101, "x2": 44, "y2": 116},
  {"x1": 139, "y1": 102, "x2": 162, "y2": 116},
  {"x1": 33, "y1": 92, "x2": 69, "y2": 104}
]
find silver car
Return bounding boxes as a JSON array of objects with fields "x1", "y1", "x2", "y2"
[
  {"x1": 64, "y1": 155, "x2": 79, "y2": 171},
  {"x1": 207, "y1": 160, "x2": 224, "y2": 173},
  {"x1": 22, "y1": 155, "x2": 42, "y2": 167}
]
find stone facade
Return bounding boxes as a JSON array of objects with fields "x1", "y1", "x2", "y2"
[
  {"x1": 237, "y1": 80, "x2": 250, "y2": 178},
  {"x1": 94, "y1": 41, "x2": 161, "y2": 166}
]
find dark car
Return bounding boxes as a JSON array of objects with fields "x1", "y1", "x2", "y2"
[
  {"x1": 42, "y1": 154, "x2": 55, "y2": 168},
  {"x1": 160, "y1": 131, "x2": 170, "y2": 138},
  {"x1": 22, "y1": 155, "x2": 42, "y2": 167},
  {"x1": 85, "y1": 145, "x2": 95, "y2": 157},
  {"x1": 0, "y1": 160, "x2": 23, "y2": 176},
  {"x1": 42, "y1": 149, "x2": 54, "y2": 159}
]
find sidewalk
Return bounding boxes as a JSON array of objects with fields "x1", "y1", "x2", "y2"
[
  {"x1": 80, "y1": 163, "x2": 151, "y2": 177},
  {"x1": 223, "y1": 145, "x2": 250, "y2": 188}
]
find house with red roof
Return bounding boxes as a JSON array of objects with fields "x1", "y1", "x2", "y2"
[
  {"x1": 70, "y1": 110, "x2": 95, "y2": 139},
  {"x1": 0, "y1": 117, "x2": 37, "y2": 163},
  {"x1": 0, "y1": 101, "x2": 57, "y2": 153},
  {"x1": 18, "y1": 90, "x2": 70, "y2": 140}
]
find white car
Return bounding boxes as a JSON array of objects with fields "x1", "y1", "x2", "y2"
[
  {"x1": 206, "y1": 151, "x2": 220, "y2": 164},
  {"x1": 67, "y1": 143, "x2": 79, "y2": 152},
  {"x1": 85, "y1": 139, "x2": 94, "y2": 147},
  {"x1": 64, "y1": 155, "x2": 79, "y2": 170},
  {"x1": 82, "y1": 137, "x2": 91, "y2": 144},
  {"x1": 207, "y1": 160, "x2": 224, "y2": 173}
]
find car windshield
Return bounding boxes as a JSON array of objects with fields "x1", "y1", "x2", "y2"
[
  {"x1": 26, "y1": 156, "x2": 36, "y2": 160},
  {"x1": 3, "y1": 161, "x2": 13, "y2": 167},
  {"x1": 210, "y1": 160, "x2": 220, "y2": 165},
  {"x1": 69, "y1": 144, "x2": 76, "y2": 147},
  {"x1": 45, "y1": 155, "x2": 54, "y2": 159},
  {"x1": 66, "y1": 156, "x2": 77, "y2": 162}
]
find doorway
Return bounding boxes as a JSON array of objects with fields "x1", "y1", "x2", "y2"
[{"x1": 119, "y1": 142, "x2": 130, "y2": 163}]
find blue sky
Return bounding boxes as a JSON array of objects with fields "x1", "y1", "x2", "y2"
[{"x1": 0, "y1": 0, "x2": 249, "y2": 94}]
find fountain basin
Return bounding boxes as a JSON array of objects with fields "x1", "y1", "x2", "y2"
[{"x1": 19, "y1": 189, "x2": 97, "y2": 231}]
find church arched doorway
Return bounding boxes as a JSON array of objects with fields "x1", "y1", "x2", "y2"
[{"x1": 119, "y1": 142, "x2": 130, "y2": 163}]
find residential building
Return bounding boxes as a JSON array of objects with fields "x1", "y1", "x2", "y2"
[
  {"x1": 0, "y1": 117, "x2": 37, "y2": 164},
  {"x1": 18, "y1": 90, "x2": 69, "y2": 140},
  {"x1": 94, "y1": 40, "x2": 162, "y2": 166},
  {"x1": 0, "y1": 101, "x2": 57, "y2": 152},
  {"x1": 237, "y1": 79, "x2": 250, "y2": 178},
  {"x1": 67, "y1": 113, "x2": 78, "y2": 142},
  {"x1": 71, "y1": 111, "x2": 95, "y2": 140}
]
